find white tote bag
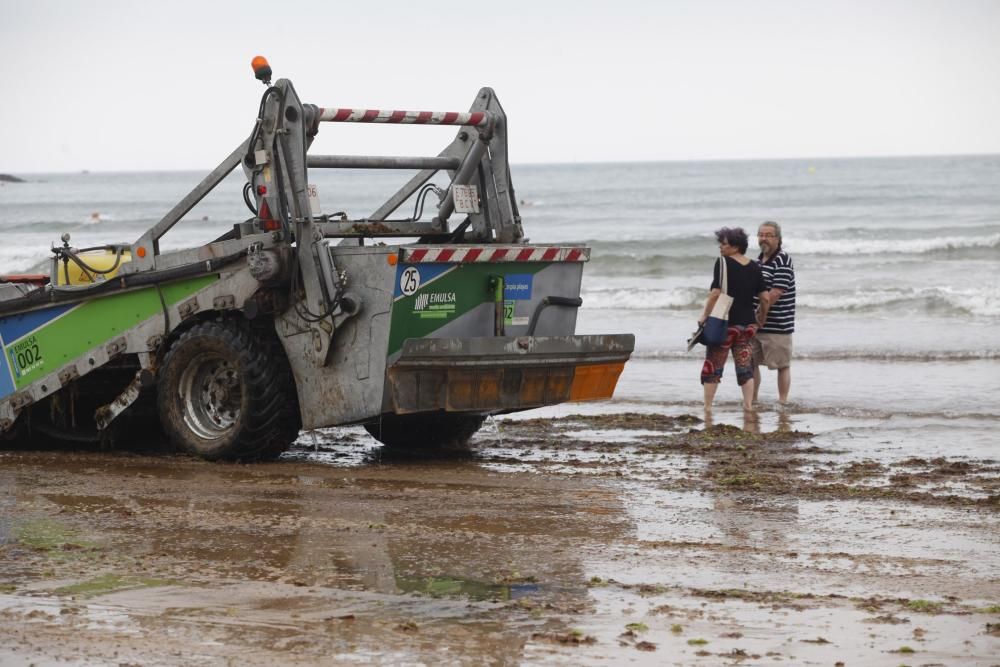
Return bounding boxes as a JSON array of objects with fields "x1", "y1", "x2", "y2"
[{"x1": 703, "y1": 257, "x2": 733, "y2": 345}]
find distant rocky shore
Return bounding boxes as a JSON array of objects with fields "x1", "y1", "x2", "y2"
[{"x1": 0, "y1": 173, "x2": 26, "y2": 183}]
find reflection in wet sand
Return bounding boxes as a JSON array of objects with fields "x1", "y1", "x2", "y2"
[
  {"x1": 1, "y1": 409, "x2": 998, "y2": 665},
  {"x1": 2, "y1": 449, "x2": 634, "y2": 664}
]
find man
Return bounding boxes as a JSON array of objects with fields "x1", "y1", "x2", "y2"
[{"x1": 753, "y1": 221, "x2": 795, "y2": 403}]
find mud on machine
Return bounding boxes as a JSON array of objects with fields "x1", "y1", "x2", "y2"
[{"x1": 0, "y1": 57, "x2": 634, "y2": 460}]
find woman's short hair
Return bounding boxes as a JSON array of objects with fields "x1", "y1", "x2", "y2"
[{"x1": 714, "y1": 227, "x2": 749, "y2": 254}]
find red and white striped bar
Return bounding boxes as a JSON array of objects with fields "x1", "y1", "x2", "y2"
[
  {"x1": 317, "y1": 108, "x2": 490, "y2": 127},
  {"x1": 402, "y1": 246, "x2": 590, "y2": 264}
]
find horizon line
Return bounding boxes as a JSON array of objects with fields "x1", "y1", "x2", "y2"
[{"x1": 3, "y1": 150, "x2": 998, "y2": 176}]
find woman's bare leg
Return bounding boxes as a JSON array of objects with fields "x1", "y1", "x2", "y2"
[
  {"x1": 703, "y1": 382, "x2": 719, "y2": 411},
  {"x1": 740, "y1": 377, "x2": 755, "y2": 411}
]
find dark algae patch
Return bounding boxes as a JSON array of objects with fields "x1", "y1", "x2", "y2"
[
  {"x1": 499, "y1": 414, "x2": 1000, "y2": 508},
  {"x1": 55, "y1": 574, "x2": 176, "y2": 598}
]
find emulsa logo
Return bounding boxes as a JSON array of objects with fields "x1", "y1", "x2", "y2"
[{"x1": 413, "y1": 292, "x2": 457, "y2": 318}]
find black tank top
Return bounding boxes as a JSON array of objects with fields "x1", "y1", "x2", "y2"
[{"x1": 711, "y1": 257, "x2": 766, "y2": 326}]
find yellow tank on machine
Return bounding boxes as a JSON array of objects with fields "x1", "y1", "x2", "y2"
[{"x1": 55, "y1": 248, "x2": 131, "y2": 286}]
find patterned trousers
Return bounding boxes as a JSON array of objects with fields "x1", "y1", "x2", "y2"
[{"x1": 701, "y1": 325, "x2": 758, "y2": 386}]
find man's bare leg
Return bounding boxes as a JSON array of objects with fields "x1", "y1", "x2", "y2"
[
  {"x1": 753, "y1": 367, "x2": 762, "y2": 402},
  {"x1": 777, "y1": 367, "x2": 791, "y2": 403}
]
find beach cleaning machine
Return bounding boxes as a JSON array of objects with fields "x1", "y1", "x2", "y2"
[{"x1": 0, "y1": 58, "x2": 634, "y2": 460}]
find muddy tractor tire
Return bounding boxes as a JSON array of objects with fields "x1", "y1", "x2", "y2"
[
  {"x1": 157, "y1": 320, "x2": 301, "y2": 461},
  {"x1": 364, "y1": 412, "x2": 485, "y2": 452}
]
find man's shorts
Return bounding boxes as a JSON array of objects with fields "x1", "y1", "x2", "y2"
[{"x1": 752, "y1": 332, "x2": 793, "y2": 370}]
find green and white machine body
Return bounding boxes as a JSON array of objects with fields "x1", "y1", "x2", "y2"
[{"x1": 0, "y1": 69, "x2": 633, "y2": 459}]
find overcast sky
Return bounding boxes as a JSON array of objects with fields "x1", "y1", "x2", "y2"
[{"x1": 2, "y1": 0, "x2": 998, "y2": 172}]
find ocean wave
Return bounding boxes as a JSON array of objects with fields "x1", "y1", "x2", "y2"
[
  {"x1": 582, "y1": 287, "x2": 705, "y2": 310},
  {"x1": 579, "y1": 232, "x2": 1000, "y2": 260},
  {"x1": 797, "y1": 287, "x2": 1000, "y2": 318},
  {"x1": 580, "y1": 285, "x2": 1000, "y2": 318},
  {"x1": 0, "y1": 220, "x2": 91, "y2": 233},
  {"x1": 0, "y1": 217, "x2": 143, "y2": 236},
  {"x1": 580, "y1": 230, "x2": 1000, "y2": 256},
  {"x1": 587, "y1": 253, "x2": 708, "y2": 275},
  {"x1": 0, "y1": 248, "x2": 52, "y2": 273},
  {"x1": 789, "y1": 233, "x2": 1000, "y2": 256}
]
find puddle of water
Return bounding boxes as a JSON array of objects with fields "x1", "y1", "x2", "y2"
[
  {"x1": 593, "y1": 479, "x2": 1000, "y2": 600},
  {"x1": 0, "y1": 592, "x2": 141, "y2": 634},
  {"x1": 813, "y1": 419, "x2": 1000, "y2": 463},
  {"x1": 282, "y1": 426, "x2": 381, "y2": 467},
  {"x1": 554, "y1": 428, "x2": 667, "y2": 443},
  {"x1": 395, "y1": 573, "x2": 540, "y2": 601},
  {"x1": 577, "y1": 585, "x2": 1000, "y2": 666}
]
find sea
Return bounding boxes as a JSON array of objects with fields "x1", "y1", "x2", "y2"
[{"x1": 1, "y1": 155, "x2": 998, "y2": 454}]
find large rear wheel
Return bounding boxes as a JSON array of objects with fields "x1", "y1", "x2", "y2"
[
  {"x1": 157, "y1": 320, "x2": 300, "y2": 461},
  {"x1": 364, "y1": 412, "x2": 485, "y2": 452}
]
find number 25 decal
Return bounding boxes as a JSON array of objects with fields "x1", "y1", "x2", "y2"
[{"x1": 400, "y1": 267, "x2": 421, "y2": 296}]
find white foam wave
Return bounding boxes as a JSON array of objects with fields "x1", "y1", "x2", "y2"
[
  {"x1": 796, "y1": 290, "x2": 909, "y2": 310},
  {"x1": 580, "y1": 285, "x2": 1000, "y2": 318},
  {"x1": 790, "y1": 233, "x2": 1000, "y2": 256},
  {"x1": 0, "y1": 248, "x2": 50, "y2": 273},
  {"x1": 938, "y1": 286, "x2": 1000, "y2": 318},
  {"x1": 798, "y1": 286, "x2": 1000, "y2": 317},
  {"x1": 581, "y1": 287, "x2": 702, "y2": 310}
]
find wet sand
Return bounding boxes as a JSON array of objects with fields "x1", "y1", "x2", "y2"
[{"x1": 1, "y1": 411, "x2": 998, "y2": 666}]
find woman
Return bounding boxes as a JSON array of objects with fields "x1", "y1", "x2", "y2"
[{"x1": 698, "y1": 227, "x2": 767, "y2": 411}]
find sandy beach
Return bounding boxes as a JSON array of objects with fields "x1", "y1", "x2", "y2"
[
  {"x1": 2, "y1": 405, "x2": 998, "y2": 666},
  {"x1": 3, "y1": 1, "x2": 999, "y2": 662}
]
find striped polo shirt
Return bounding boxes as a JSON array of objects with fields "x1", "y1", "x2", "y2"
[{"x1": 755, "y1": 250, "x2": 796, "y2": 333}]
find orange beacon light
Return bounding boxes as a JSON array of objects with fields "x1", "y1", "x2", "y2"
[{"x1": 251, "y1": 56, "x2": 272, "y2": 84}]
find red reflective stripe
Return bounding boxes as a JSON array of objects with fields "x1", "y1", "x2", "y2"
[
  {"x1": 321, "y1": 109, "x2": 487, "y2": 126},
  {"x1": 407, "y1": 246, "x2": 588, "y2": 263}
]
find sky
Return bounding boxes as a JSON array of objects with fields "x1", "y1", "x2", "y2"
[{"x1": 1, "y1": 0, "x2": 999, "y2": 172}]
